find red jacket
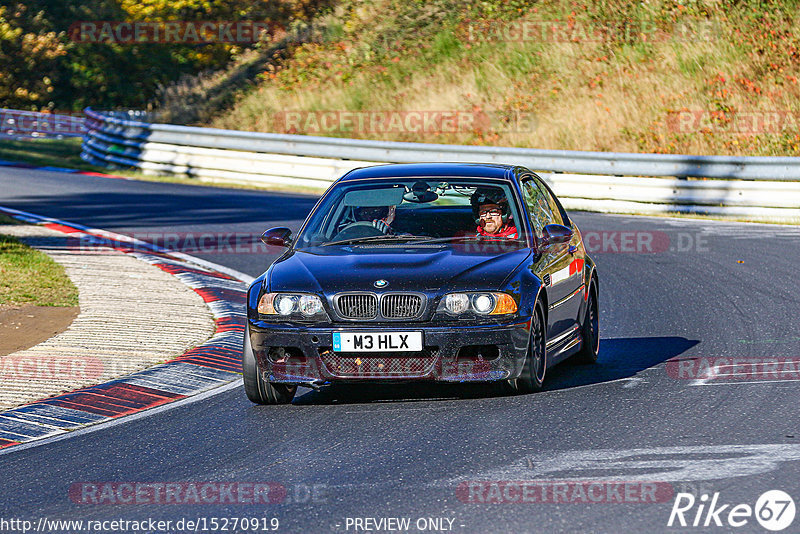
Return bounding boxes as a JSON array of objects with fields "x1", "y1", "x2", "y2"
[{"x1": 476, "y1": 224, "x2": 518, "y2": 239}]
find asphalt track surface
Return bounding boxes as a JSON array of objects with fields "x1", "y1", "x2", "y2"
[{"x1": 1, "y1": 166, "x2": 800, "y2": 533}]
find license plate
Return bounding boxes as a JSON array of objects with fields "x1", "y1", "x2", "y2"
[{"x1": 332, "y1": 332, "x2": 423, "y2": 352}]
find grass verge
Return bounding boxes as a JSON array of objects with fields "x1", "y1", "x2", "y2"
[
  {"x1": 0, "y1": 215, "x2": 79, "y2": 307},
  {"x1": 199, "y1": 0, "x2": 800, "y2": 157},
  {"x1": 0, "y1": 138, "x2": 92, "y2": 171}
]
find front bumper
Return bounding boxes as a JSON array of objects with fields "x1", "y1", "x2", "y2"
[{"x1": 249, "y1": 318, "x2": 532, "y2": 383}]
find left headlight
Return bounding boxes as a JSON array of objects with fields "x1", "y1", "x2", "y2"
[
  {"x1": 437, "y1": 292, "x2": 518, "y2": 316},
  {"x1": 258, "y1": 292, "x2": 328, "y2": 319}
]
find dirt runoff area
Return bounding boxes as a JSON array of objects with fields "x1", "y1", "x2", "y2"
[{"x1": 0, "y1": 304, "x2": 79, "y2": 357}]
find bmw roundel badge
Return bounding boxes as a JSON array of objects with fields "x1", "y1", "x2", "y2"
[{"x1": 374, "y1": 279, "x2": 388, "y2": 288}]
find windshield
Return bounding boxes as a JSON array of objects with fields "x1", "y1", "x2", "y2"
[{"x1": 294, "y1": 177, "x2": 528, "y2": 249}]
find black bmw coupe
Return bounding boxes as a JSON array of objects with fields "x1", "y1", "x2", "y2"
[{"x1": 244, "y1": 163, "x2": 599, "y2": 404}]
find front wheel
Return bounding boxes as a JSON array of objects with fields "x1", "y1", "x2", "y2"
[
  {"x1": 573, "y1": 281, "x2": 599, "y2": 364},
  {"x1": 507, "y1": 300, "x2": 546, "y2": 394},
  {"x1": 242, "y1": 325, "x2": 296, "y2": 405}
]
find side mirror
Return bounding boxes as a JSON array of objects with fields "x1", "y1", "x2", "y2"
[
  {"x1": 261, "y1": 227, "x2": 293, "y2": 247},
  {"x1": 541, "y1": 224, "x2": 573, "y2": 248}
]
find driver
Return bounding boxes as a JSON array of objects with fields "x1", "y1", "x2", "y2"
[
  {"x1": 471, "y1": 190, "x2": 518, "y2": 239},
  {"x1": 355, "y1": 204, "x2": 396, "y2": 235}
]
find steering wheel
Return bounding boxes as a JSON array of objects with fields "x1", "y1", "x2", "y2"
[{"x1": 331, "y1": 221, "x2": 385, "y2": 242}]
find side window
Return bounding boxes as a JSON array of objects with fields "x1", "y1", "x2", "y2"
[
  {"x1": 537, "y1": 178, "x2": 571, "y2": 226},
  {"x1": 544, "y1": 192, "x2": 564, "y2": 226},
  {"x1": 521, "y1": 178, "x2": 555, "y2": 237}
]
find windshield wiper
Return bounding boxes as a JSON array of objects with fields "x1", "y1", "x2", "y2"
[
  {"x1": 413, "y1": 235, "x2": 526, "y2": 244},
  {"x1": 321, "y1": 235, "x2": 433, "y2": 247}
]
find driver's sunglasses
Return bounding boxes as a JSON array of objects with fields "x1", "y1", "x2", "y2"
[{"x1": 479, "y1": 209, "x2": 503, "y2": 218}]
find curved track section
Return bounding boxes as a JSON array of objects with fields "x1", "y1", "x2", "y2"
[
  {"x1": 0, "y1": 207, "x2": 252, "y2": 450},
  {"x1": 1, "y1": 166, "x2": 799, "y2": 532}
]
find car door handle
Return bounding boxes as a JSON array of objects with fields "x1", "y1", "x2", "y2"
[{"x1": 568, "y1": 245, "x2": 578, "y2": 254}]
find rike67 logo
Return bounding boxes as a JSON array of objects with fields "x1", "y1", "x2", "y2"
[{"x1": 668, "y1": 490, "x2": 796, "y2": 531}]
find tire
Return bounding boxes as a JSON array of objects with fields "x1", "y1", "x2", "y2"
[
  {"x1": 507, "y1": 300, "x2": 546, "y2": 394},
  {"x1": 573, "y1": 280, "x2": 599, "y2": 364},
  {"x1": 242, "y1": 325, "x2": 296, "y2": 405}
]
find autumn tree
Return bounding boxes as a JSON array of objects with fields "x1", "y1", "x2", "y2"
[{"x1": 0, "y1": 0, "x2": 333, "y2": 111}]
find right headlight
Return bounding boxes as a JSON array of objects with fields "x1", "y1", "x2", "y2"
[{"x1": 437, "y1": 292, "x2": 517, "y2": 316}]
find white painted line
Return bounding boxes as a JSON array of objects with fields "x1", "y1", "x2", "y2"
[
  {"x1": 169, "y1": 251, "x2": 255, "y2": 285},
  {"x1": 687, "y1": 360, "x2": 800, "y2": 386},
  {"x1": 440, "y1": 443, "x2": 800, "y2": 484},
  {"x1": 0, "y1": 379, "x2": 242, "y2": 456},
  {"x1": 621, "y1": 377, "x2": 645, "y2": 388},
  {"x1": 689, "y1": 364, "x2": 718, "y2": 386},
  {"x1": 689, "y1": 377, "x2": 712, "y2": 386}
]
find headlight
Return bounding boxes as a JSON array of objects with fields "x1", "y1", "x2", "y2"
[
  {"x1": 445, "y1": 293, "x2": 470, "y2": 314},
  {"x1": 258, "y1": 292, "x2": 327, "y2": 319},
  {"x1": 472, "y1": 293, "x2": 495, "y2": 315},
  {"x1": 298, "y1": 294, "x2": 324, "y2": 316},
  {"x1": 275, "y1": 295, "x2": 298, "y2": 316},
  {"x1": 438, "y1": 292, "x2": 518, "y2": 316}
]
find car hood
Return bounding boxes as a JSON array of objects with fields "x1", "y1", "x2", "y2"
[{"x1": 268, "y1": 246, "x2": 531, "y2": 293}]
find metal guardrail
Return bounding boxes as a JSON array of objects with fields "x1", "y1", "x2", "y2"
[
  {"x1": 83, "y1": 108, "x2": 800, "y2": 180},
  {"x1": 81, "y1": 108, "x2": 800, "y2": 222}
]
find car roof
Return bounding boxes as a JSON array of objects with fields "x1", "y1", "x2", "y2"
[{"x1": 337, "y1": 163, "x2": 517, "y2": 182}]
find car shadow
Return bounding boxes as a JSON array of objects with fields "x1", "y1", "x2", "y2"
[
  {"x1": 292, "y1": 336, "x2": 699, "y2": 405},
  {"x1": 542, "y1": 335, "x2": 700, "y2": 392}
]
